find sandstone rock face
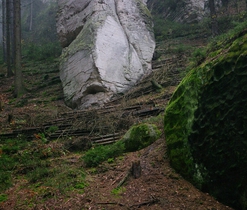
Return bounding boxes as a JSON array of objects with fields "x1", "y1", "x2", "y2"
[
  {"x1": 147, "y1": 0, "x2": 222, "y2": 23},
  {"x1": 172, "y1": 0, "x2": 207, "y2": 23},
  {"x1": 57, "y1": 0, "x2": 155, "y2": 109}
]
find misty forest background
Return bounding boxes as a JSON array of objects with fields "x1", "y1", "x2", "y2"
[
  {"x1": 0, "y1": 0, "x2": 61, "y2": 100},
  {"x1": 0, "y1": 0, "x2": 60, "y2": 62},
  {"x1": 0, "y1": 0, "x2": 246, "y2": 84}
]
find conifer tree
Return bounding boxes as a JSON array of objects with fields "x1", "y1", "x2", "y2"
[
  {"x1": 14, "y1": 0, "x2": 24, "y2": 97},
  {"x1": 6, "y1": 0, "x2": 14, "y2": 77},
  {"x1": 209, "y1": 0, "x2": 219, "y2": 36}
]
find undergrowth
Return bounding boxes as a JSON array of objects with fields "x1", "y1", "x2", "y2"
[
  {"x1": 82, "y1": 141, "x2": 125, "y2": 167},
  {"x1": 185, "y1": 18, "x2": 247, "y2": 71},
  {"x1": 22, "y1": 42, "x2": 62, "y2": 61},
  {"x1": 82, "y1": 123, "x2": 161, "y2": 167},
  {"x1": 0, "y1": 135, "x2": 87, "y2": 202}
]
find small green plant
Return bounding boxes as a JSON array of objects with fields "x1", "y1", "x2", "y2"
[
  {"x1": 88, "y1": 168, "x2": 98, "y2": 174},
  {"x1": 74, "y1": 182, "x2": 87, "y2": 190},
  {"x1": 46, "y1": 125, "x2": 59, "y2": 134},
  {"x1": 111, "y1": 187, "x2": 126, "y2": 196},
  {"x1": 38, "y1": 133, "x2": 48, "y2": 143},
  {"x1": 42, "y1": 91, "x2": 48, "y2": 96},
  {"x1": 0, "y1": 194, "x2": 8, "y2": 202},
  {"x1": 107, "y1": 158, "x2": 114, "y2": 164}
]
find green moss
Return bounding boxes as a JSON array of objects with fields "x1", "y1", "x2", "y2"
[
  {"x1": 136, "y1": 0, "x2": 153, "y2": 31},
  {"x1": 122, "y1": 123, "x2": 161, "y2": 152},
  {"x1": 164, "y1": 28, "x2": 247, "y2": 209},
  {"x1": 208, "y1": 49, "x2": 222, "y2": 58},
  {"x1": 164, "y1": 70, "x2": 201, "y2": 181}
]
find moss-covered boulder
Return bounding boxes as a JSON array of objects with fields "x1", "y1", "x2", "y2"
[
  {"x1": 122, "y1": 123, "x2": 161, "y2": 152},
  {"x1": 164, "y1": 28, "x2": 247, "y2": 209}
]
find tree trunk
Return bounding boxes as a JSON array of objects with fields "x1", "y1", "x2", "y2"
[
  {"x1": 14, "y1": 0, "x2": 24, "y2": 98},
  {"x1": 10, "y1": 0, "x2": 15, "y2": 65},
  {"x1": 2, "y1": 0, "x2": 6, "y2": 63},
  {"x1": 236, "y1": 0, "x2": 240, "y2": 13},
  {"x1": 222, "y1": 0, "x2": 229, "y2": 14},
  {"x1": 209, "y1": 0, "x2": 219, "y2": 36},
  {"x1": 6, "y1": 0, "x2": 13, "y2": 77},
  {"x1": 29, "y1": 0, "x2": 33, "y2": 31}
]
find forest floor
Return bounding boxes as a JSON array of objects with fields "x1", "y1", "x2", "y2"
[{"x1": 0, "y1": 36, "x2": 234, "y2": 209}]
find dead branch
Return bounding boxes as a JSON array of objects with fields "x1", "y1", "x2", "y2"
[
  {"x1": 129, "y1": 197, "x2": 160, "y2": 208},
  {"x1": 97, "y1": 202, "x2": 125, "y2": 206},
  {"x1": 111, "y1": 172, "x2": 126, "y2": 186},
  {"x1": 117, "y1": 171, "x2": 130, "y2": 188}
]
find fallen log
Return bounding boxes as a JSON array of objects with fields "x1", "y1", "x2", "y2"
[{"x1": 132, "y1": 107, "x2": 164, "y2": 117}]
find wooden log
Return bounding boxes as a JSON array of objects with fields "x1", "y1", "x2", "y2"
[
  {"x1": 129, "y1": 197, "x2": 159, "y2": 208},
  {"x1": 96, "y1": 140, "x2": 117, "y2": 145},
  {"x1": 117, "y1": 172, "x2": 130, "y2": 188},
  {"x1": 91, "y1": 132, "x2": 122, "y2": 140},
  {"x1": 132, "y1": 107, "x2": 163, "y2": 117}
]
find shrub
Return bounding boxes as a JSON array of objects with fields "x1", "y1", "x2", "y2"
[
  {"x1": 46, "y1": 125, "x2": 59, "y2": 134},
  {"x1": 82, "y1": 141, "x2": 125, "y2": 167}
]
